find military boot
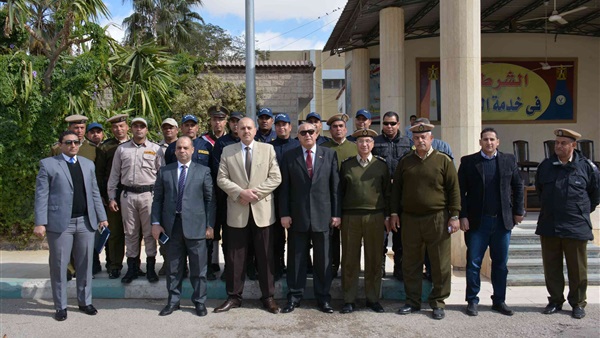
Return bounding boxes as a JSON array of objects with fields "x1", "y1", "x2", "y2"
[
  {"x1": 121, "y1": 258, "x2": 138, "y2": 284},
  {"x1": 146, "y1": 256, "x2": 159, "y2": 283}
]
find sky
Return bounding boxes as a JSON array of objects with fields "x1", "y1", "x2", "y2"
[{"x1": 101, "y1": 0, "x2": 347, "y2": 52}]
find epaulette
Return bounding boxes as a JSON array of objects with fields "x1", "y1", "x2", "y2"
[
  {"x1": 342, "y1": 156, "x2": 355, "y2": 163},
  {"x1": 437, "y1": 151, "x2": 453, "y2": 161},
  {"x1": 374, "y1": 155, "x2": 386, "y2": 163},
  {"x1": 586, "y1": 158, "x2": 598, "y2": 172}
]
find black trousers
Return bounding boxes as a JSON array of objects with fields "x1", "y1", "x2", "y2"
[{"x1": 224, "y1": 213, "x2": 274, "y2": 300}]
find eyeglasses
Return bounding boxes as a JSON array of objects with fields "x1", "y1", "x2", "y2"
[
  {"x1": 299, "y1": 130, "x2": 316, "y2": 136},
  {"x1": 63, "y1": 140, "x2": 81, "y2": 146},
  {"x1": 383, "y1": 122, "x2": 397, "y2": 126}
]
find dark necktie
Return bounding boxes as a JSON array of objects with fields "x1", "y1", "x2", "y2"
[
  {"x1": 306, "y1": 149, "x2": 313, "y2": 178},
  {"x1": 245, "y1": 146, "x2": 252, "y2": 179},
  {"x1": 176, "y1": 165, "x2": 187, "y2": 213}
]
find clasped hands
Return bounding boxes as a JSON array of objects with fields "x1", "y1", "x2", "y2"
[{"x1": 238, "y1": 189, "x2": 259, "y2": 206}]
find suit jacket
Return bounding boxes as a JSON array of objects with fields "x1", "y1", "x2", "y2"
[
  {"x1": 279, "y1": 146, "x2": 341, "y2": 232},
  {"x1": 151, "y1": 161, "x2": 216, "y2": 239},
  {"x1": 217, "y1": 142, "x2": 281, "y2": 228},
  {"x1": 34, "y1": 155, "x2": 107, "y2": 233},
  {"x1": 458, "y1": 151, "x2": 524, "y2": 231}
]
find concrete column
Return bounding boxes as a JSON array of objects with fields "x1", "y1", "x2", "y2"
[
  {"x1": 380, "y1": 7, "x2": 405, "y2": 126},
  {"x1": 440, "y1": 0, "x2": 481, "y2": 268},
  {"x1": 349, "y1": 48, "x2": 370, "y2": 117}
]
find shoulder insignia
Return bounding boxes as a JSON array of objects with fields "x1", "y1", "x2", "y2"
[
  {"x1": 436, "y1": 150, "x2": 453, "y2": 161},
  {"x1": 341, "y1": 156, "x2": 355, "y2": 163},
  {"x1": 586, "y1": 158, "x2": 598, "y2": 172},
  {"x1": 374, "y1": 155, "x2": 386, "y2": 162}
]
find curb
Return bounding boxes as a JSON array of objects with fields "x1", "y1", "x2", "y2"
[{"x1": 1, "y1": 277, "x2": 432, "y2": 301}]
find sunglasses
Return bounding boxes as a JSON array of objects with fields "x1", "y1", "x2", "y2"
[
  {"x1": 383, "y1": 122, "x2": 397, "y2": 126},
  {"x1": 299, "y1": 130, "x2": 316, "y2": 136},
  {"x1": 63, "y1": 140, "x2": 81, "y2": 146}
]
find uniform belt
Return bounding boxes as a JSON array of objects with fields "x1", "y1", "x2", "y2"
[{"x1": 122, "y1": 185, "x2": 153, "y2": 193}]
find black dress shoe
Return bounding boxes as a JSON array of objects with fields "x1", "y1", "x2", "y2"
[
  {"x1": 572, "y1": 306, "x2": 585, "y2": 319},
  {"x1": 397, "y1": 304, "x2": 420, "y2": 315},
  {"x1": 214, "y1": 298, "x2": 241, "y2": 313},
  {"x1": 195, "y1": 303, "x2": 208, "y2": 317},
  {"x1": 492, "y1": 302, "x2": 514, "y2": 316},
  {"x1": 54, "y1": 308, "x2": 67, "y2": 321},
  {"x1": 108, "y1": 269, "x2": 121, "y2": 279},
  {"x1": 542, "y1": 303, "x2": 562, "y2": 314},
  {"x1": 466, "y1": 302, "x2": 478, "y2": 316},
  {"x1": 78, "y1": 304, "x2": 98, "y2": 315},
  {"x1": 340, "y1": 303, "x2": 355, "y2": 314},
  {"x1": 366, "y1": 301, "x2": 385, "y2": 313},
  {"x1": 159, "y1": 303, "x2": 180, "y2": 316},
  {"x1": 281, "y1": 301, "x2": 300, "y2": 313},
  {"x1": 432, "y1": 307, "x2": 445, "y2": 320},
  {"x1": 318, "y1": 302, "x2": 334, "y2": 313}
]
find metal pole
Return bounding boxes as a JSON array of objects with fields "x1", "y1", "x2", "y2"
[{"x1": 245, "y1": 0, "x2": 256, "y2": 120}]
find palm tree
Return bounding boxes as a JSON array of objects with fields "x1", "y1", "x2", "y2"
[
  {"x1": 4, "y1": 0, "x2": 111, "y2": 93},
  {"x1": 122, "y1": 0, "x2": 203, "y2": 53},
  {"x1": 111, "y1": 42, "x2": 178, "y2": 128}
]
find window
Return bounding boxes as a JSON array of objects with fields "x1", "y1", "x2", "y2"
[{"x1": 323, "y1": 79, "x2": 345, "y2": 89}]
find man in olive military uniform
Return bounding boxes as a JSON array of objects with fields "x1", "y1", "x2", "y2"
[
  {"x1": 322, "y1": 113, "x2": 357, "y2": 278},
  {"x1": 390, "y1": 122, "x2": 460, "y2": 320},
  {"x1": 96, "y1": 114, "x2": 130, "y2": 279},
  {"x1": 536, "y1": 128, "x2": 599, "y2": 319},
  {"x1": 372, "y1": 111, "x2": 411, "y2": 280},
  {"x1": 108, "y1": 117, "x2": 163, "y2": 284},
  {"x1": 51, "y1": 115, "x2": 96, "y2": 162},
  {"x1": 255, "y1": 108, "x2": 277, "y2": 143},
  {"x1": 339, "y1": 129, "x2": 390, "y2": 314}
]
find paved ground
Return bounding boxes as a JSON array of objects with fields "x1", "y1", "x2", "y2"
[{"x1": 1, "y1": 299, "x2": 599, "y2": 338}]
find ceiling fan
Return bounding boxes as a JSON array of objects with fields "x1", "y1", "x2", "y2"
[
  {"x1": 518, "y1": 0, "x2": 587, "y2": 25},
  {"x1": 522, "y1": 1, "x2": 575, "y2": 71}
]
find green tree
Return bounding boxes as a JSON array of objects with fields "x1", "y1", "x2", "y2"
[
  {"x1": 110, "y1": 42, "x2": 178, "y2": 128},
  {"x1": 122, "y1": 0, "x2": 204, "y2": 53},
  {"x1": 3, "y1": 0, "x2": 111, "y2": 93}
]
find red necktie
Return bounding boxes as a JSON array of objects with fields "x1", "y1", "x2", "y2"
[{"x1": 306, "y1": 149, "x2": 313, "y2": 178}]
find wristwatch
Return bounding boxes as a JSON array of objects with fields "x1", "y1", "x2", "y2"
[{"x1": 450, "y1": 216, "x2": 459, "y2": 220}]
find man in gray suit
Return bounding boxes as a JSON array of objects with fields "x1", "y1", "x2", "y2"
[
  {"x1": 34, "y1": 130, "x2": 108, "y2": 321},
  {"x1": 151, "y1": 136, "x2": 216, "y2": 317}
]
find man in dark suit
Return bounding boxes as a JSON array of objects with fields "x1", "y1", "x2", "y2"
[
  {"x1": 151, "y1": 136, "x2": 216, "y2": 317},
  {"x1": 34, "y1": 130, "x2": 108, "y2": 321},
  {"x1": 215, "y1": 117, "x2": 281, "y2": 314},
  {"x1": 279, "y1": 122, "x2": 341, "y2": 314},
  {"x1": 458, "y1": 128, "x2": 524, "y2": 317}
]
